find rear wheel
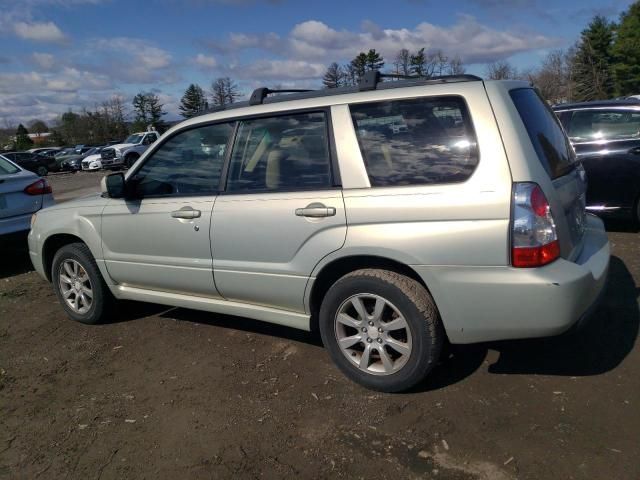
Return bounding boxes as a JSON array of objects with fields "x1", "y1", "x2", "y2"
[
  {"x1": 319, "y1": 269, "x2": 444, "y2": 392},
  {"x1": 52, "y1": 243, "x2": 116, "y2": 324},
  {"x1": 36, "y1": 165, "x2": 48, "y2": 177}
]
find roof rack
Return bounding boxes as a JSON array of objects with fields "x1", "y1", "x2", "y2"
[
  {"x1": 358, "y1": 71, "x2": 483, "y2": 91},
  {"x1": 249, "y1": 88, "x2": 314, "y2": 106}
]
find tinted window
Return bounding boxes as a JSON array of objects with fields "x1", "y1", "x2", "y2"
[
  {"x1": 226, "y1": 112, "x2": 331, "y2": 192},
  {"x1": 510, "y1": 88, "x2": 575, "y2": 179},
  {"x1": 133, "y1": 122, "x2": 233, "y2": 197},
  {"x1": 349, "y1": 96, "x2": 478, "y2": 187},
  {"x1": 565, "y1": 109, "x2": 640, "y2": 142}
]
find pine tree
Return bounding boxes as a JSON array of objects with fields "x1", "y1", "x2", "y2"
[
  {"x1": 365, "y1": 49, "x2": 384, "y2": 71},
  {"x1": 15, "y1": 124, "x2": 33, "y2": 150},
  {"x1": 179, "y1": 84, "x2": 207, "y2": 118},
  {"x1": 571, "y1": 15, "x2": 616, "y2": 101},
  {"x1": 322, "y1": 62, "x2": 344, "y2": 88},
  {"x1": 132, "y1": 92, "x2": 167, "y2": 131},
  {"x1": 350, "y1": 52, "x2": 368, "y2": 83},
  {"x1": 612, "y1": 2, "x2": 640, "y2": 96},
  {"x1": 410, "y1": 48, "x2": 428, "y2": 76}
]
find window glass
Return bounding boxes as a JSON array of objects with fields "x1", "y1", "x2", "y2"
[
  {"x1": 133, "y1": 122, "x2": 233, "y2": 197},
  {"x1": 566, "y1": 109, "x2": 640, "y2": 142},
  {"x1": 510, "y1": 88, "x2": 575, "y2": 180},
  {"x1": 349, "y1": 96, "x2": 478, "y2": 186},
  {"x1": 226, "y1": 112, "x2": 331, "y2": 192},
  {"x1": 0, "y1": 155, "x2": 20, "y2": 174}
]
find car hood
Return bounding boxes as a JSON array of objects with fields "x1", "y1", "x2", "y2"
[
  {"x1": 108, "y1": 143, "x2": 136, "y2": 150},
  {"x1": 83, "y1": 154, "x2": 102, "y2": 162}
]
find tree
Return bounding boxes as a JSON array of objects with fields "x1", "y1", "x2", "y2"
[
  {"x1": 349, "y1": 52, "x2": 368, "y2": 82},
  {"x1": 393, "y1": 48, "x2": 411, "y2": 76},
  {"x1": 485, "y1": 60, "x2": 519, "y2": 80},
  {"x1": 410, "y1": 48, "x2": 436, "y2": 77},
  {"x1": 211, "y1": 77, "x2": 240, "y2": 107},
  {"x1": 28, "y1": 119, "x2": 48, "y2": 135},
  {"x1": 448, "y1": 55, "x2": 466, "y2": 75},
  {"x1": 365, "y1": 49, "x2": 384, "y2": 71},
  {"x1": 132, "y1": 92, "x2": 167, "y2": 131},
  {"x1": 612, "y1": 2, "x2": 640, "y2": 96},
  {"x1": 527, "y1": 49, "x2": 574, "y2": 104},
  {"x1": 434, "y1": 50, "x2": 449, "y2": 76},
  {"x1": 322, "y1": 62, "x2": 344, "y2": 88},
  {"x1": 179, "y1": 84, "x2": 207, "y2": 118},
  {"x1": 14, "y1": 124, "x2": 33, "y2": 150},
  {"x1": 571, "y1": 15, "x2": 616, "y2": 101}
]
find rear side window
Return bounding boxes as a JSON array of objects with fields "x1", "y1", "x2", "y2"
[
  {"x1": 0, "y1": 155, "x2": 20, "y2": 174},
  {"x1": 226, "y1": 112, "x2": 332, "y2": 192},
  {"x1": 510, "y1": 88, "x2": 575, "y2": 179},
  {"x1": 564, "y1": 109, "x2": 640, "y2": 142},
  {"x1": 349, "y1": 96, "x2": 479, "y2": 187}
]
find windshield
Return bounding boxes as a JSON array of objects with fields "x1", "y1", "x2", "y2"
[
  {"x1": 0, "y1": 155, "x2": 20, "y2": 175},
  {"x1": 124, "y1": 134, "x2": 144, "y2": 144}
]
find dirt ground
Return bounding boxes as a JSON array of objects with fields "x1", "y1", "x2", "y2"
[{"x1": 1, "y1": 172, "x2": 639, "y2": 479}]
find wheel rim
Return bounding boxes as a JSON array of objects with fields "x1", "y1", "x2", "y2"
[
  {"x1": 334, "y1": 294, "x2": 412, "y2": 376},
  {"x1": 37, "y1": 167, "x2": 47, "y2": 176},
  {"x1": 58, "y1": 259, "x2": 93, "y2": 314}
]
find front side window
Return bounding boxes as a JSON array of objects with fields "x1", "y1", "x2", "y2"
[
  {"x1": 132, "y1": 122, "x2": 233, "y2": 197},
  {"x1": 349, "y1": 96, "x2": 479, "y2": 187},
  {"x1": 226, "y1": 112, "x2": 332, "y2": 192},
  {"x1": 565, "y1": 109, "x2": 640, "y2": 142}
]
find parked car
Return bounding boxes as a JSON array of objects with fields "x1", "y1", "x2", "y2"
[
  {"x1": 100, "y1": 131, "x2": 160, "y2": 170},
  {"x1": 28, "y1": 74, "x2": 609, "y2": 392},
  {"x1": 0, "y1": 154, "x2": 54, "y2": 237},
  {"x1": 57, "y1": 147, "x2": 94, "y2": 172},
  {"x1": 28, "y1": 147, "x2": 62, "y2": 158},
  {"x1": 553, "y1": 99, "x2": 640, "y2": 223},
  {"x1": 2, "y1": 151, "x2": 52, "y2": 176},
  {"x1": 81, "y1": 147, "x2": 105, "y2": 171}
]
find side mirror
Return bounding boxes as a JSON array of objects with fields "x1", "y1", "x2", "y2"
[{"x1": 101, "y1": 172, "x2": 126, "y2": 198}]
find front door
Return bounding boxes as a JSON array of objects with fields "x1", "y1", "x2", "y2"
[
  {"x1": 211, "y1": 111, "x2": 346, "y2": 313},
  {"x1": 101, "y1": 122, "x2": 234, "y2": 297}
]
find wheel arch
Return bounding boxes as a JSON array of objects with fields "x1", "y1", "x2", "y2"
[
  {"x1": 307, "y1": 254, "x2": 435, "y2": 333},
  {"x1": 42, "y1": 233, "x2": 87, "y2": 281}
]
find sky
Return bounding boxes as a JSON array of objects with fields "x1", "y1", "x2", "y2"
[{"x1": 0, "y1": 0, "x2": 633, "y2": 125}]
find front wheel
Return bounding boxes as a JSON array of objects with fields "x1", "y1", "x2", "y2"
[
  {"x1": 52, "y1": 243, "x2": 116, "y2": 324},
  {"x1": 319, "y1": 269, "x2": 444, "y2": 392},
  {"x1": 36, "y1": 166, "x2": 48, "y2": 177}
]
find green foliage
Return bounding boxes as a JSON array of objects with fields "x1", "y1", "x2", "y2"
[
  {"x1": 612, "y1": 2, "x2": 640, "y2": 96},
  {"x1": 14, "y1": 124, "x2": 33, "y2": 150},
  {"x1": 132, "y1": 92, "x2": 167, "y2": 131},
  {"x1": 410, "y1": 48, "x2": 428, "y2": 76},
  {"x1": 571, "y1": 15, "x2": 616, "y2": 101},
  {"x1": 365, "y1": 49, "x2": 384, "y2": 71},
  {"x1": 348, "y1": 50, "x2": 385, "y2": 84},
  {"x1": 179, "y1": 84, "x2": 207, "y2": 118}
]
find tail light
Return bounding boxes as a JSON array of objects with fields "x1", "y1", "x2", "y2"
[
  {"x1": 24, "y1": 179, "x2": 52, "y2": 196},
  {"x1": 511, "y1": 183, "x2": 560, "y2": 268}
]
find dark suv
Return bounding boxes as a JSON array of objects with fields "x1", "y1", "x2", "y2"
[{"x1": 553, "y1": 99, "x2": 640, "y2": 223}]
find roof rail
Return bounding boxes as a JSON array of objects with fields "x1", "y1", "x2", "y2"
[
  {"x1": 249, "y1": 87, "x2": 314, "y2": 106},
  {"x1": 358, "y1": 71, "x2": 482, "y2": 91}
]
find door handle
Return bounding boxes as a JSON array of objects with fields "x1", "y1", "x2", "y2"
[
  {"x1": 295, "y1": 203, "x2": 336, "y2": 218},
  {"x1": 171, "y1": 207, "x2": 201, "y2": 219}
]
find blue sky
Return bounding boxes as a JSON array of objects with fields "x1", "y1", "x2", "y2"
[{"x1": 0, "y1": 0, "x2": 633, "y2": 124}]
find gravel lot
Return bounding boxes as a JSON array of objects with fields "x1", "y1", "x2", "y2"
[{"x1": 1, "y1": 171, "x2": 638, "y2": 479}]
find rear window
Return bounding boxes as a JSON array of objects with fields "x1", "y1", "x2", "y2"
[
  {"x1": 510, "y1": 88, "x2": 575, "y2": 179},
  {"x1": 564, "y1": 109, "x2": 640, "y2": 142},
  {"x1": 350, "y1": 96, "x2": 479, "y2": 187},
  {"x1": 0, "y1": 155, "x2": 20, "y2": 175}
]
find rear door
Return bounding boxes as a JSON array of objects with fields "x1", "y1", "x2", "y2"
[
  {"x1": 211, "y1": 110, "x2": 346, "y2": 313},
  {"x1": 510, "y1": 88, "x2": 587, "y2": 257}
]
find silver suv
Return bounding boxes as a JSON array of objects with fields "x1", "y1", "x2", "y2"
[{"x1": 28, "y1": 73, "x2": 610, "y2": 392}]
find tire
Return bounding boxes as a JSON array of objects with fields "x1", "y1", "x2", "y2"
[
  {"x1": 36, "y1": 166, "x2": 48, "y2": 177},
  {"x1": 319, "y1": 269, "x2": 444, "y2": 392},
  {"x1": 51, "y1": 243, "x2": 116, "y2": 325},
  {"x1": 125, "y1": 154, "x2": 138, "y2": 169}
]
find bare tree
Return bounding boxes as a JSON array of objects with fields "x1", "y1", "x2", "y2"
[
  {"x1": 434, "y1": 50, "x2": 449, "y2": 76},
  {"x1": 211, "y1": 77, "x2": 240, "y2": 107},
  {"x1": 527, "y1": 49, "x2": 574, "y2": 104},
  {"x1": 448, "y1": 55, "x2": 466, "y2": 75},
  {"x1": 485, "y1": 60, "x2": 519, "y2": 80},
  {"x1": 393, "y1": 48, "x2": 411, "y2": 76},
  {"x1": 322, "y1": 62, "x2": 344, "y2": 88}
]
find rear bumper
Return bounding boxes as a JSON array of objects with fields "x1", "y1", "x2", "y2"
[
  {"x1": 414, "y1": 214, "x2": 610, "y2": 344},
  {"x1": 0, "y1": 212, "x2": 32, "y2": 236}
]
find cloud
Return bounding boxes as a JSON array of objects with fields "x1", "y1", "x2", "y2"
[
  {"x1": 31, "y1": 52, "x2": 56, "y2": 70},
  {"x1": 193, "y1": 53, "x2": 217, "y2": 68},
  {"x1": 227, "y1": 59, "x2": 326, "y2": 80},
  {"x1": 13, "y1": 21, "x2": 67, "y2": 43},
  {"x1": 206, "y1": 16, "x2": 560, "y2": 66}
]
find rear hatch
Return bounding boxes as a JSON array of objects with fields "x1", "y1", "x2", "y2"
[
  {"x1": 0, "y1": 158, "x2": 42, "y2": 220},
  {"x1": 509, "y1": 88, "x2": 587, "y2": 259}
]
